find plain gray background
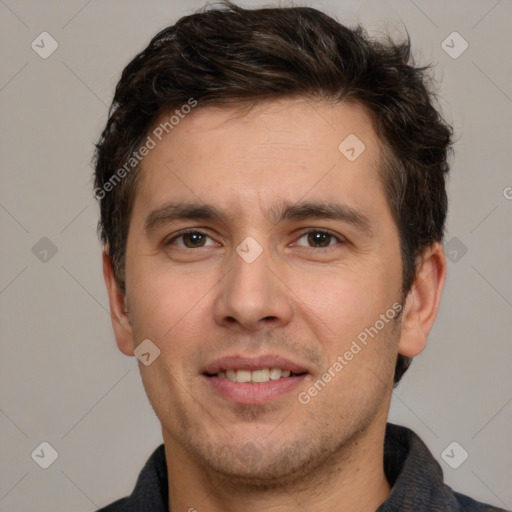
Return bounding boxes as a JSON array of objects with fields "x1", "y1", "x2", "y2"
[{"x1": 1, "y1": 0, "x2": 511, "y2": 510}]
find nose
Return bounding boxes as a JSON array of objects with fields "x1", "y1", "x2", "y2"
[{"x1": 213, "y1": 245, "x2": 293, "y2": 332}]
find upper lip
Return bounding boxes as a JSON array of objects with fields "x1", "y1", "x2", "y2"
[{"x1": 201, "y1": 355, "x2": 310, "y2": 375}]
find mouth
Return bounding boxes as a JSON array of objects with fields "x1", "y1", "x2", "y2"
[
  {"x1": 201, "y1": 355, "x2": 309, "y2": 405},
  {"x1": 207, "y1": 367, "x2": 305, "y2": 382}
]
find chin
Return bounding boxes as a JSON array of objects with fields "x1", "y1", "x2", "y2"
[{"x1": 188, "y1": 434, "x2": 335, "y2": 490}]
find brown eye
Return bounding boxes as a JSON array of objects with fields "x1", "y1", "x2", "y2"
[
  {"x1": 182, "y1": 232, "x2": 207, "y2": 248},
  {"x1": 167, "y1": 231, "x2": 216, "y2": 248},
  {"x1": 295, "y1": 230, "x2": 340, "y2": 248},
  {"x1": 307, "y1": 231, "x2": 332, "y2": 247}
]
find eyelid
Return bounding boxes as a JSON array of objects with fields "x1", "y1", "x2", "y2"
[
  {"x1": 164, "y1": 228, "x2": 218, "y2": 247},
  {"x1": 293, "y1": 228, "x2": 345, "y2": 247},
  {"x1": 164, "y1": 227, "x2": 346, "y2": 249}
]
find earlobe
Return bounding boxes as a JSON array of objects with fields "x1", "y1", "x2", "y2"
[
  {"x1": 102, "y1": 250, "x2": 135, "y2": 356},
  {"x1": 398, "y1": 242, "x2": 447, "y2": 358}
]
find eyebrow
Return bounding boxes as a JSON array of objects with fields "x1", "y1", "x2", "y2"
[
  {"x1": 144, "y1": 203, "x2": 231, "y2": 232},
  {"x1": 270, "y1": 201, "x2": 373, "y2": 235},
  {"x1": 144, "y1": 200, "x2": 373, "y2": 235}
]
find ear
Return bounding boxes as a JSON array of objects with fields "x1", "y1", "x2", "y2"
[
  {"x1": 398, "y1": 242, "x2": 446, "y2": 357},
  {"x1": 102, "y1": 250, "x2": 135, "y2": 356}
]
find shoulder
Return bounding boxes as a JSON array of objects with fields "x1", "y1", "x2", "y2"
[
  {"x1": 94, "y1": 444, "x2": 168, "y2": 511},
  {"x1": 381, "y1": 424, "x2": 509, "y2": 512},
  {"x1": 454, "y1": 491, "x2": 509, "y2": 512}
]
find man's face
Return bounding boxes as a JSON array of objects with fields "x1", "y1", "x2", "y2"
[{"x1": 122, "y1": 99, "x2": 404, "y2": 483}]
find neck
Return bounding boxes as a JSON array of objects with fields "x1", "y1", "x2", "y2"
[{"x1": 163, "y1": 416, "x2": 391, "y2": 512}]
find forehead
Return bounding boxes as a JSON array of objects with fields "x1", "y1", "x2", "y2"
[{"x1": 133, "y1": 98, "x2": 388, "y2": 223}]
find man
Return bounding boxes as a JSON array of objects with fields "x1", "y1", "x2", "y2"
[{"x1": 93, "y1": 2, "x2": 506, "y2": 511}]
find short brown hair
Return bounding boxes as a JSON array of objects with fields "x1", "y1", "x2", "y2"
[{"x1": 94, "y1": 2, "x2": 452, "y2": 385}]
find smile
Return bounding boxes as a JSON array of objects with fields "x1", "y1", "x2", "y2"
[
  {"x1": 202, "y1": 355, "x2": 309, "y2": 404},
  {"x1": 215, "y1": 368, "x2": 297, "y2": 383}
]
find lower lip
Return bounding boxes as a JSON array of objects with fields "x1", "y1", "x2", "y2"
[{"x1": 203, "y1": 375, "x2": 307, "y2": 405}]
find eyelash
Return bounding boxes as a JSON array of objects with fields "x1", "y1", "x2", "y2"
[
  {"x1": 295, "y1": 228, "x2": 344, "y2": 248},
  {"x1": 165, "y1": 228, "x2": 344, "y2": 249},
  {"x1": 165, "y1": 229, "x2": 218, "y2": 248}
]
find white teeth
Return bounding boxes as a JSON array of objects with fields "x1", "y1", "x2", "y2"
[
  {"x1": 236, "y1": 370, "x2": 252, "y2": 383},
  {"x1": 216, "y1": 368, "x2": 295, "y2": 382},
  {"x1": 269, "y1": 367, "x2": 282, "y2": 380},
  {"x1": 251, "y1": 369, "x2": 269, "y2": 383}
]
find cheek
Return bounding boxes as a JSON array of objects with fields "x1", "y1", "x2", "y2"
[
  {"x1": 136, "y1": 281, "x2": 213, "y2": 345},
  {"x1": 291, "y1": 263, "x2": 401, "y2": 374},
  {"x1": 125, "y1": 247, "x2": 217, "y2": 343},
  {"x1": 291, "y1": 266, "x2": 384, "y2": 333},
  {"x1": 127, "y1": 269, "x2": 212, "y2": 408}
]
